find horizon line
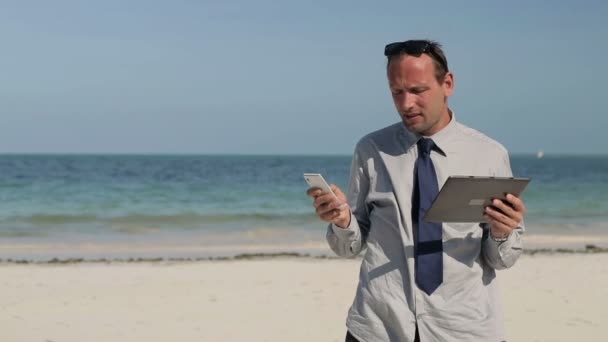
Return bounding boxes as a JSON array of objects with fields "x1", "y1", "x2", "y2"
[{"x1": 0, "y1": 152, "x2": 606, "y2": 157}]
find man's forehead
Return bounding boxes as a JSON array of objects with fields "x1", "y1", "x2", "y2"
[
  {"x1": 388, "y1": 55, "x2": 436, "y2": 86},
  {"x1": 389, "y1": 55, "x2": 434, "y2": 75}
]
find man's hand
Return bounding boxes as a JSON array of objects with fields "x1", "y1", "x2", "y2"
[
  {"x1": 484, "y1": 193, "x2": 526, "y2": 239},
  {"x1": 306, "y1": 184, "x2": 351, "y2": 228}
]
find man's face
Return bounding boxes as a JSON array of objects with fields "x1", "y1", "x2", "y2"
[{"x1": 387, "y1": 54, "x2": 454, "y2": 136}]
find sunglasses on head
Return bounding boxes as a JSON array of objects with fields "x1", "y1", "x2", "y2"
[{"x1": 384, "y1": 40, "x2": 448, "y2": 72}]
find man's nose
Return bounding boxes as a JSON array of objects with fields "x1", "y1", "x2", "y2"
[{"x1": 402, "y1": 93, "x2": 416, "y2": 112}]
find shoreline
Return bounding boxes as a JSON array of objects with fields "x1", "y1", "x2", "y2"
[
  {"x1": 1, "y1": 244, "x2": 607, "y2": 264},
  {"x1": 2, "y1": 231, "x2": 608, "y2": 264}
]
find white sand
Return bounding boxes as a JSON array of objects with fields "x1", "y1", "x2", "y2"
[{"x1": 1, "y1": 253, "x2": 607, "y2": 342}]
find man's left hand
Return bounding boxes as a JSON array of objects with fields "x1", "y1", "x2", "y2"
[{"x1": 484, "y1": 193, "x2": 526, "y2": 240}]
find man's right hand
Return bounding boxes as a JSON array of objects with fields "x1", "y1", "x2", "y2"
[{"x1": 306, "y1": 184, "x2": 351, "y2": 229}]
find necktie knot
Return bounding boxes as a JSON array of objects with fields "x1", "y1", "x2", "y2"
[{"x1": 418, "y1": 138, "x2": 435, "y2": 156}]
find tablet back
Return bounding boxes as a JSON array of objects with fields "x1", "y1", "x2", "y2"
[{"x1": 423, "y1": 176, "x2": 531, "y2": 223}]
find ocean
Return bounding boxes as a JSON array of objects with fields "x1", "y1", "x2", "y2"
[{"x1": 1, "y1": 154, "x2": 607, "y2": 259}]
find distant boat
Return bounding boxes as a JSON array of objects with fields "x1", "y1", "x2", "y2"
[{"x1": 536, "y1": 150, "x2": 544, "y2": 159}]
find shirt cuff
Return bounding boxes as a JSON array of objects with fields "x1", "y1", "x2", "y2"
[
  {"x1": 486, "y1": 229, "x2": 520, "y2": 256},
  {"x1": 330, "y1": 214, "x2": 359, "y2": 239}
]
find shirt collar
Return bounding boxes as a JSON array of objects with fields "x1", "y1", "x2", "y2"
[{"x1": 401, "y1": 108, "x2": 457, "y2": 156}]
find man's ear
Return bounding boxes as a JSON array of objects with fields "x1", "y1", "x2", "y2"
[{"x1": 442, "y1": 72, "x2": 454, "y2": 97}]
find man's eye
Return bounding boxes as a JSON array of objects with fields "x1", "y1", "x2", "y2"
[
  {"x1": 410, "y1": 88, "x2": 425, "y2": 94},
  {"x1": 391, "y1": 90, "x2": 403, "y2": 95}
]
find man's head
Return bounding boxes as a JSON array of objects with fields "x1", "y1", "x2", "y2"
[{"x1": 385, "y1": 39, "x2": 454, "y2": 136}]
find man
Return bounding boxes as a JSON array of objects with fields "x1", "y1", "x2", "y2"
[{"x1": 307, "y1": 39, "x2": 526, "y2": 341}]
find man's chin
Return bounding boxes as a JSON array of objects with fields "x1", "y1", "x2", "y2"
[{"x1": 402, "y1": 121, "x2": 426, "y2": 134}]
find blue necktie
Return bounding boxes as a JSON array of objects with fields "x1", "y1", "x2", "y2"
[{"x1": 413, "y1": 138, "x2": 443, "y2": 295}]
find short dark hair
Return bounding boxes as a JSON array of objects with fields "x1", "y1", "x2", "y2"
[{"x1": 385, "y1": 39, "x2": 449, "y2": 83}]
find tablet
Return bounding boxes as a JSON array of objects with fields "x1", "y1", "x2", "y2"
[{"x1": 423, "y1": 176, "x2": 531, "y2": 223}]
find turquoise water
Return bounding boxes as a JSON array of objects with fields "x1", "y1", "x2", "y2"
[
  {"x1": 0, "y1": 154, "x2": 607, "y2": 246},
  {"x1": 0, "y1": 155, "x2": 343, "y2": 242}
]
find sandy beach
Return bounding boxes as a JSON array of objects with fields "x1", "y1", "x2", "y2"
[{"x1": 1, "y1": 252, "x2": 606, "y2": 342}]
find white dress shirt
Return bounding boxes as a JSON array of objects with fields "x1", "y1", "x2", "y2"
[{"x1": 327, "y1": 112, "x2": 524, "y2": 341}]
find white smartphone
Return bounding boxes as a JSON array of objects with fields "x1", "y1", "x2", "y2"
[{"x1": 303, "y1": 173, "x2": 337, "y2": 198}]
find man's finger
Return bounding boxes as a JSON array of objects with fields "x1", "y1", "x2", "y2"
[
  {"x1": 505, "y1": 193, "x2": 526, "y2": 213},
  {"x1": 314, "y1": 193, "x2": 336, "y2": 209},
  {"x1": 317, "y1": 203, "x2": 336, "y2": 216},
  {"x1": 306, "y1": 188, "x2": 322, "y2": 198},
  {"x1": 485, "y1": 206, "x2": 516, "y2": 228},
  {"x1": 331, "y1": 184, "x2": 344, "y2": 196},
  {"x1": 491, "y1": 199, "x2": 517, "y2": 220},
  {"x1": 313, "y1": 192, "x2": 332, "y2": 208},
  {"x1": 486, "y1": 217, "x2": 512, "y2": 237},
  {"x1": 320, "y1": 209, "x2": 340, "y2": 221},
  {"x1": 316, "y1": 197, "x2": 342, "y2": 215},
  {"x1": 496, "y1": 196, "x2": 524, "y2": 224}
]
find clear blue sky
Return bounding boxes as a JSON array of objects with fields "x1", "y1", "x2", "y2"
[{"x1": 1, "y1": 1, "x2": 607, "y2": 155}]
